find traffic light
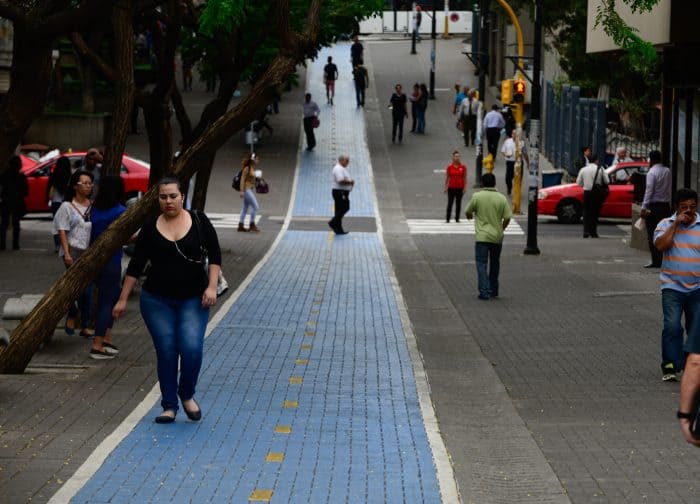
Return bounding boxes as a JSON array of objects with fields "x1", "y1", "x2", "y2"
[
  {"x1": 514, "y1": 80, "x2": 526, "y2": 103},
  {"x1": 500, "y1": 79, "x2": 513, "y2": 104}
]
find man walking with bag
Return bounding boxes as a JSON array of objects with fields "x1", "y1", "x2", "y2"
[
  {"x1": 576, "y1": 153, "x2": 609, "y2": 238},
  {"x1": 328, "y1": 155, "x2": 354, "y2": 235}
]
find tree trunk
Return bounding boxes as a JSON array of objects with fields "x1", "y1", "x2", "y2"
[
  {"x1": 0, "y1": 25, "x2": 53, "y2": 176},
  {"x1": 101, "y1": 0, "x2": 135, "y2": 176},
  {"x1": 144, "y1": 98, "x2": 174, "y2": 184},
  {"x1": 80, "y1": 62, "x2": 96, "y2": 114},
  {"x1": 190, "y1": 152, "x2": 216, "y2": 210}
]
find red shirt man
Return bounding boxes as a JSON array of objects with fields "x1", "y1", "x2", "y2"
[{"x1": 444, "y1": 151, "x2": 468, "y2": 222}]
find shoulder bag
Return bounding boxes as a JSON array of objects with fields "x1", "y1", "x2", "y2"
[
  {"x1": 191, "y1": 210, "x2": 228, "y2": 297},
  {"x1": 591, "y1": 165, "x2": 609, "y2": 200}
]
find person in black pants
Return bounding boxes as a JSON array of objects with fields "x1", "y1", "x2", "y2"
[
  {"x1": 577, "y1": 154, "x2": 609, "y2": 238},
  {"x1": 389, "y1": 84, "x2": 407, "y2": 144},
  {"x1": 302, "y1": 93, "x2": 320, "y2": 151},
  {"x1": 483, "y1": 105, "x2": 505, "y2": 159},
  {"x1": 641, "y1": 150, "x2": 672, "y2": 268},
  {"x1": 329, "y1": 155, "x2": 354, "y2": 235}
]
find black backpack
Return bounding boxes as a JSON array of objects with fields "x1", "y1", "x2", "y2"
[{"x1": 231, "y1": 169, "x2": 242, "y2": 191}]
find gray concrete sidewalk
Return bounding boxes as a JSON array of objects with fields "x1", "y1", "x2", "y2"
[{"x1": 364, "y1": 37, "x2": 700, "y2": 503}]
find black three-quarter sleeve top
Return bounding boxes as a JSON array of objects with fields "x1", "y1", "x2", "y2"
[{"x1": 126, "y1": 210, "x2": 222, "y2": 300}]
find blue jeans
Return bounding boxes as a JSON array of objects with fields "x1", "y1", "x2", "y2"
[
  {"x1": 416, "y1": 107, "x2": 426, "y2": 133},
  {"x1": 94, "y1": 261, "x2": 122, "y2": 336},
  {"x1": 239, "y1": 188, "x2": 259, "y2": 224},
  {"x1": 140, "y1": 291, "x2": 209, "y2": 412},
  {"x1": 661, "y1": 288, "x2": 700, "y2": 370},
  {"x1": 475, "y1": 242, "x2": 502, "y2": 298}
]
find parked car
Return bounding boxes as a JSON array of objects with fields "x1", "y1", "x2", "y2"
[
  {"x1": 21, "y1": 151, "x2": 150, "y2": 213},
  {"x1": 537, "y1": 161, "x2": 649, "y2": 223}
]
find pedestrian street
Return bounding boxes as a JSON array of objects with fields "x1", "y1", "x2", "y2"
[{"x1": 55, "y1": 44, "x2": 457, "y2": 503}]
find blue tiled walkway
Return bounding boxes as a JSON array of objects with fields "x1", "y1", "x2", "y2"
[{"x1": 71, "y1": 45, "x2": 443, "y2": 503}]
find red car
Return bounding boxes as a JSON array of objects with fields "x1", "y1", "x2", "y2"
[
  {"x1": 537, "y1": 161, "x2": 649, "y2": 223},
  {"x1": 22, "y1": 152, "x2": 150, "y2": 213}
]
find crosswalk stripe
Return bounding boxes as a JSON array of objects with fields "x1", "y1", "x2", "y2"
[
  {"x1": 206, "y1": 212, "x2": 259, "y2": 229},
  {"x1": 406, "y1": 219, "x2": 524, "y2": 235}
]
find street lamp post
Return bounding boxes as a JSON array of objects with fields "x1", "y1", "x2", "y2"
[
  {"x1": 524, "y1": 0, "x2": 542, "y2": 255},
  {"x1": 429, "y1": 0, "x2": 437, "y2": 99}
]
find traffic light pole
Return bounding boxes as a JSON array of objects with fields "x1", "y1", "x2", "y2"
[
  {"x1": 475, "y1": 0, "x2": 489, "y2": 186},
  {"x1": 524, "y1": 0, "x2": 542, "y2": 255}
]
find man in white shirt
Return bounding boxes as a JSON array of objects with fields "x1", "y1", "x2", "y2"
[
  {"x1": 328, "y1": 154, "x2": 354, "y2": 235},
  {"x1": 458, "y1": 91, "x2": 481, "y2": 147},
  {"x1": 576, "y1": 153, "x2": 610, "y2": 238},
  {"x1": 500, "y1": 130, "x2": 517, "y2": 195},
  {"x1": 612, "y1": 145, "x2": 634, "y2": 182},
  {"x1": 483, "y1": 105, "x2": 505, "y2": 159}
]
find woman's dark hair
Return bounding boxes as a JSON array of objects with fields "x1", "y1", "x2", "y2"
[
  {"x1": 589, "y1": 153, "x2": 598, "y2": 164},
  {"x1": 64, "y1": 170, "x2": 94, "y2": 201},
  {"x1": 157, "y1": 174, "x2": 184, "y2": 193},
  {"x1": 92, "y1": 175, "x2": 124, "y2": 210},
  {"x1": 48, "y1": 157, "x2": 71, "y2": 196},
  {"x1": 7, "y1": 155, "x2": 21, "y2": 174}
]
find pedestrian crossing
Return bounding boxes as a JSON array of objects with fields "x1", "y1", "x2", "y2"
[{"x1": 406, "y1": 218, "x2": 524, "y2": 235}]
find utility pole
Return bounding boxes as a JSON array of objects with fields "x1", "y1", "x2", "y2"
[
  {"x1": 429, "y1": 0, "x2": 437, "y2": 99},
  {"x1": 475, "y1": 0, "x2": 489, "y2": 186},
  {"x1": 411, "y1": 3, "x2": 417, "y2": 54},
  {"x1": 524, "y1": 0, "x2": 542, "y2": 255}
]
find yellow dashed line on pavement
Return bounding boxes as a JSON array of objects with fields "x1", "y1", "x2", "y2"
[
  {"x1": 274, "y1": 425, "x2": 292, "y2": 434},
  {"x1": 289, "y1": 376, "x2": 303, "y2": 384},
  {"x1": 265, "y1": 452, "x2": 285, "y2": 463},
  {"x1": 283, "y1": 400, "x2": 298, "y2": 409},
  {"x1": 249, "y1": 489, "x2": 273, "y2": 501},
  {"x1": 295, "y1": 359, "x2": 308, "y2": 365}
]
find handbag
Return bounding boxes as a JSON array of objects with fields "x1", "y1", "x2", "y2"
[
  {"x1": 255, "y1": 177, "x2": 269, "y2": 194},
  {"x1": 591, "y1": 165, "x2": 609, "y2": 199},
  {"x1": 311, "y1": 116, "x2": 320, "y2": 128},
  {"x1": 191, "y1": 210, "x2": 228, "y2": 297}
]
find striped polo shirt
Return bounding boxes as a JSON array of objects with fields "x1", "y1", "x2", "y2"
[{"x1": 654, "y1": 213, "x2": 700, "y2": 293}]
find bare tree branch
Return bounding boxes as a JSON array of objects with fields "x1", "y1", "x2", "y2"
[
  {"x1": 69, "y1": 32, "x2": 118, "y2": 83},
  {"x1": 41, "y1": 0, "x2": 121, "y2": 38},
  {"x1": 0, "y1": 1, "x2": 29, "y2": 24}
]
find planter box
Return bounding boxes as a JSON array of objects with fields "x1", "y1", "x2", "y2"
[{"x1": 25, "y1": 112, "x2": 112, "y2": 151}]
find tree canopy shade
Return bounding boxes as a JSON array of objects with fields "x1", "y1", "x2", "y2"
[{"x1": 0, "y1": 0, "x2": 384, "y2": 373}]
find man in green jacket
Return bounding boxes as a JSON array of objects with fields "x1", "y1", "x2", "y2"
[{"x1": 465, "y1": 173, "x2": 512, "y2": 300}]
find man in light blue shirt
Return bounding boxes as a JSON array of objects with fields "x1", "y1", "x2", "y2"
[
  {"x1": 483, "y1": 105, "x2": 505, "y2": 160},
  {"x1": 641, "y1": 150, "x2": 672, "y2": 268}
]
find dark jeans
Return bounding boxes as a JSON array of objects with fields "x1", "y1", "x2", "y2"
[
  {"x1": 411, "y1": 104, "x2": 417, "y2": 132},
  {"x1": 505, "y1": 161, "x2": 515, "y2": 195},
  {"x1": 645, "y1": 201, "x2": 672, "y2": 266},
  {"x1": 392, "y1": 114, "x2": 405, "y2": 142},
  {"x1": 661, "y1": 288, "x2": 700, "y2": 371},
  {"x1": 140, "y1": 290, "x2": 209, "y2": 412},
  {"x1": 415, "y1": 107, "x2": 426, "y2": 133},
  {"x1": 355, "y1": 84, "x2": 365, "y2": 106},
  {"x1": 0, "y1": 206, "x2": 21, "y2": 249},
  {"x1": 486, "y1": 127, "x2": 501, "y2": 158},
  {"x1": 65, "y1": 252, "x2": 93, "y2": 328},
  {"x1": 330, "y1": 189, "x2": 350, "y2": 232},
  {"x1": 462, "y1": 115, "x2": 476, "y2": 146},
  {"x1": 582, "y1": 190, "x2": 604, "y2": 237},
  {"x1": 446, "y1": 188, "x2": 463, "y2": 222},
  {"x1": 475, "y1": 242, "x2": 502, "y2": 298},
  {"x1": 94, "y1": 261, "x2": 122, "y2": 336},
  {"x1": 303, "y1": 116, "x2": 316, "y2": 150}
]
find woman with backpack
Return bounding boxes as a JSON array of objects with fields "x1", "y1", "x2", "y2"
[{"x1": 237, "y1": 154, "x2": 260, "y2": 233}]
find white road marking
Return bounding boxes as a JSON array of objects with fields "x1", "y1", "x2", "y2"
[{"x1": 407, "y1": 218, "x2": 524, "y2": 235}]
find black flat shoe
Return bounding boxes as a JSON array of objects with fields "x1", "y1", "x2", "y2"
[
  {"x1": 155, "y1": 410, "x2": 176, "y2": 424},
  {"x1": 183, "y1": 400, "x2": 202, "y2": 421}
]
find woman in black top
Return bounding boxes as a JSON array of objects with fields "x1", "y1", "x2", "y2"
[{"x1": 113, "y1": 175, "x2": 221, "y2": 423}]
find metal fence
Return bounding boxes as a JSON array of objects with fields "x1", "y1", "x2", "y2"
[{"x1": 544, "y1": 81, "x2": 606, "y2": 176}]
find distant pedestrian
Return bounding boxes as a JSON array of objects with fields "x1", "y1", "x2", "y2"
[
  {"x1": 113, "y1": 175, "x2": 221, "y2": 424},
  {"x1": 0, "y1": 155, "x2": 28, "y2": 251},
  {"x1": 351, "y1": 34, "x2": 364, "y2": 67},
  {"x1": 409, "y1": 83, "x2": 420, "y2": 132},
  {"x1": 465, "y1": 173, "x2": 512, "y2": 300},
  {"x1": 572, "y1": 146, "x2": 592, "y2": 177},
  {"x1": 54, "y1": 170, "x2": 95, "y2": 336},
  {"x1": 444, "y1": 151, "x2": 467, "y2": 223},
  {"x1": 238, "y1": 154, "x2": 261, "y2": 233},
  {"x1": 453, "y1": 85, "x2": 467, "y2": 115},
  {"x1": 303, "y1": 93, "x2": 320, "y2": 152},
  {"x1": 47, "y1": 156, "x2": 72, "y2": 251},
  {"x1": 88, "y1": 175, "x2": 126, "y2": 360},
  {"x1": 503, "y1": 106, "x2": 516, "y2": 138},
  {"x1": 576, "y1": 153, "x2": 609, "y2": 238},
  {"x1": 413, "y1": 6, "x2": 422, "y2": 41},
  {"x1": 83, "y1": 147, "x2": 103, "y2": 190},
  {"x1": 612, "y1": 146, "x2": 634, "y2": 182},
  {"x1": 653, "y1": 188, "x2": 700, "y2": 384},
  {"x1": 389, "y1": 84, "x2": 408, "y2": 144},
  {"x1": 353, "y1": 63, "x2": 369, "y2": 107},
  {"x1": 182, "y1": 54, "x2": 195, "y2": 91},
  {"x1": 641, "y1": 150, "x2": 672, "y2": 268},
  {"x1": 323, "y1": 56, "x2": 338, "y2": 105},
  {"x1": 458, "y1": 91, "x2": 480, "y2": 147},
  {"x1": 415, "y1": 83, "x2": 428, "y2": 134},
  {"x1": 483, "y1": 105, "x2": 505, "y2": 159},
  {"x1": 501, "y1": 130, "x2": 517, "y2": 196},
  {"x1": 328, "y1": 154, "x2": 354, "y2": 235}
]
